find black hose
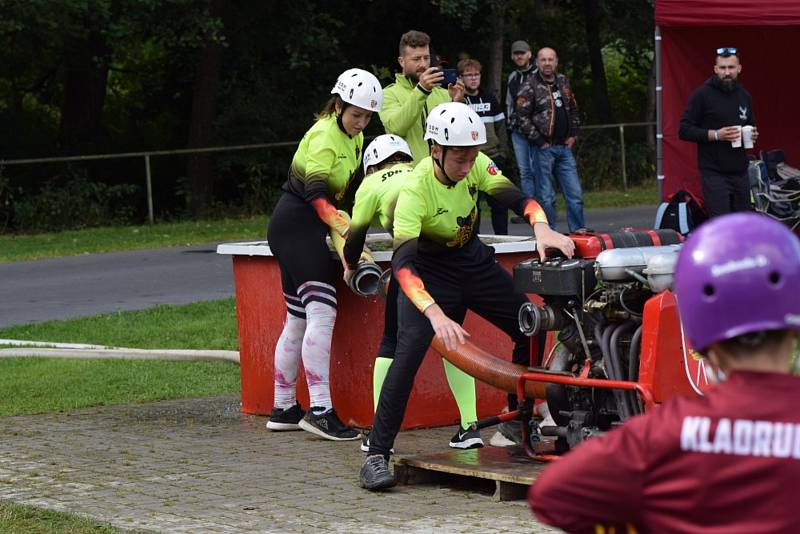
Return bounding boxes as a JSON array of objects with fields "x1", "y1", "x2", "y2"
[
  {"x1": 610, "y1": 321, "x2": 637, "y2": 419},
  {"x1": 600, "y1": 324, "x2": 631, "y2": 421},
  {"x1": 628, "y1": 325, "x2": 644, "y2": 415},
  {"x1": 593, "y1": 322, "x2": 605, "y2": 363},
  {"x1": 600, "y1": 324, "x2": 616, "y2": 378}
]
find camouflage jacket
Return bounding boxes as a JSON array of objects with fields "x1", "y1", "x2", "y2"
[{"x1": 514, "y1": 71, "x2": 580, "y2": 147}]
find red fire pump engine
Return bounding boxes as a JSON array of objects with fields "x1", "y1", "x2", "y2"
[{"x1": 432, "y1": 228, "x2": 713, "y2": 460}]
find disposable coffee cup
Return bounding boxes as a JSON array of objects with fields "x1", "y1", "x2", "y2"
[
  {"x1": 742, "y1": 125, "x2": 754, "y2": 149},
  {"x1": 730, "y1": 125, "x2": 743, "y2": 148}
]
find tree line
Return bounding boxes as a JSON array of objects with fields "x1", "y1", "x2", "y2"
[{"x1": 0, "y1": 0, "x2": 654, "y2": 231}]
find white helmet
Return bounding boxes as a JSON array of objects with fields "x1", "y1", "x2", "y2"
[
  {"x1": 363, "y1": 134, "x2": 413, "y2": 173},
  {"x1": 423, "y1": 102, "x2": 486, "y2": 147},
  {"x1": 331, "y1": 68, "x2": 383, "y2": 112}
]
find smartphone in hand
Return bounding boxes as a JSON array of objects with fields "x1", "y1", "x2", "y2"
[{"x1": 440, "y1": 68, "x2": 458, "y2": 86}]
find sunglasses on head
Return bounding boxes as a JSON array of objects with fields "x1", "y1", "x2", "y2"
[{"x1": 716, "y1": 47, "x2": 737, "y2": 56}]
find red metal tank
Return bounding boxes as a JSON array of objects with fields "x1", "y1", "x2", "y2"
[{"x1": 219, "y1": 237, "x2": 545, "y2": 430}]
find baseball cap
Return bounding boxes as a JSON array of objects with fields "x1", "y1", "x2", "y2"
[{"x1": 511, "y1": 40, "x2": 530, "y2": 53}]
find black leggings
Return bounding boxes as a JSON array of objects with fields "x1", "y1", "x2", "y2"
[
  {"x1": 267, "y1": 193, "x2": 336, "y2": 300},
  {"x1": 369, "y1": 246, "x2": 530, "y2": 456},
  {"x1": 376, "y1": 277, "x2": 399, "y2": 358}
]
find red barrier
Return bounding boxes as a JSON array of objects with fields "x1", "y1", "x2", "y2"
[{"x1": 219, "y1": 238, "x2": 542, "y2": 430}]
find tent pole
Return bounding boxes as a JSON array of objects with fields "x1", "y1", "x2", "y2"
[{"x1": 655, "y1": 25, "x2": 663, "y2": 202}]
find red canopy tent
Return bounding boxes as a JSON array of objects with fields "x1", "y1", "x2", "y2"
[{"x1": 655, "y1": 0, "x2": 800, "y2": 203}]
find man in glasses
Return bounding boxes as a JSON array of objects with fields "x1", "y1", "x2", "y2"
[
  {"x1": 458, "y1": 58, "x2": 510, "y2": 234},
  {"x1": 679, "y1": 47, "x2": 759, "y2": 219}
]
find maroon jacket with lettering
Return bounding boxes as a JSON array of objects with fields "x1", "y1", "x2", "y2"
[{"x1": 529, "y1": 371, "x2": 800, "y2": 533}]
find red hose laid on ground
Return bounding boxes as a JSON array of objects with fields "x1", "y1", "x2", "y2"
[{"x1": 431, "y1": 338, "x2": 547, "y2": 398}]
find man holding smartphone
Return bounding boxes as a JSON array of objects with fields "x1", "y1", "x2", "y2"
[{"x1": 380, "y1": 30, "x2": 465, "y2": 163}]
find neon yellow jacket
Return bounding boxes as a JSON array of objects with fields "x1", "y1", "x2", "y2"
[{"x1": 380, "y1": 73, "x2": 451, "y2": 163}]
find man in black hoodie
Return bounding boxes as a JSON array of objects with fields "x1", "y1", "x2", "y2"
[{"x1": 679, "y1": 48, "x2": 759, "y2": 218}]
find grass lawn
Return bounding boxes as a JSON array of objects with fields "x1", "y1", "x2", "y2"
[
  {"x1": 558, "y1": 184, "x2": 658, "y2": 209},
  {"x1": 0, "y1": 299, "x2": 240, "y2": 417},
  {"x1": 0, "y1": 357, "x2": 239, "y2": 417},
  {"x1": 0, "y1": 500, "x2": 131, "y2": 533},
  {"x1": 0, "y1": 299, "x2": 239, "y2": 350}
]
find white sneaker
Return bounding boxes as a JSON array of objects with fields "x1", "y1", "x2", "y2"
[{"x1": 489, "y1": 431, "x2": 516, "y2": 447}]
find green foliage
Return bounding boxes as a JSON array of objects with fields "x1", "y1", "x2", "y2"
[
  {"x1": 603, "y1": 47, "x2": 652, "y2": 122},
  {"x1": 5, "y1": 170, "x2": 138, "y2": 232},
  {"x1": 574, "y1": 128, "x2": 655, "y2": 190},
  {"x1": 238, "y1": 159, "x2": 290, "y2": 215},
  {"x1": 0, "y1": 0, "x2": 657, "y2": 225},
  {"x1": 432, "y1": 0, "x2": 480, "y2": 28},
  {"x1": 284, "y1": 7, "x2": 345, "y2": 70}
]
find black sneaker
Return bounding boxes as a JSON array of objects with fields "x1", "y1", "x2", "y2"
[
  {"x1": 496, "y1": 421, "x2": 522, "y2": 445},
  {"x1": 497, "y1": 421, "x2": 541, "y2": 445},
  {"x1": 266, "y1": 403, "x2": 305, "y2": 431},
  {"x1": 449, "y1": 425, "x2": 484, "y2": 449},
  {"x1": 360, "y1": 455, "x2": 396, "y2": 490},
  {"x1": 360, "y1": 432, "x2": 394, "y2": 453},
  {"x1": 298, "y1": 408, "x2": 360, "y2": 441}
]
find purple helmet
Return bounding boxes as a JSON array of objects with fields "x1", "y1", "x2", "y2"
[{"x1": 674, "y1": 213, "x2": 800, "y2": 351}]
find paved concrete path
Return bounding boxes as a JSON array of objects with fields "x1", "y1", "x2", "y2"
[
  {"x1": 0, "y1": 395, "x2": 561, "y2": 533},
  {"x1": 0, "y1": 244, "x2": 231, "y2": 329}
]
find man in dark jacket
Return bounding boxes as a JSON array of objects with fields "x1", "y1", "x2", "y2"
[
  {"x1": 515, "y1": 47, "x2": 585, "y2": 232},
  {"x1": 679, "y1": 48, "x2": 759, "y2": 219}
]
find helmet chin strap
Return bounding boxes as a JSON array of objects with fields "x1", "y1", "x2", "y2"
[
  {"x1": 433, "y1": 146, "x2": 458, "y2": 187},
  {"x1": 335, "y1": 102, "x2": 352, "y2": 137}
]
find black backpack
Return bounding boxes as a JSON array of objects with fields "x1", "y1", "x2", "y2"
[{"x1": 654, "y1": 190, "x2": 708, "y2": 235}]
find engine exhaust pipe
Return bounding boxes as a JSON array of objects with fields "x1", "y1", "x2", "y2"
[{"x1": 430, "y1": 337, "x2": 547, "y2": 399}]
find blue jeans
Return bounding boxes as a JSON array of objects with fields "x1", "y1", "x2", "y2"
[
  {"x1": 531, "y1": 144, "x2": 586, "y2": 232},
  {"x1": 511, "y1": 131, "x2": 535, "y2": 199}
]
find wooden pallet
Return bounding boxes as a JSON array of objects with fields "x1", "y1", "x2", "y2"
[{"x1": 394, "y1": 444, "x2": 553, "y2": 501}]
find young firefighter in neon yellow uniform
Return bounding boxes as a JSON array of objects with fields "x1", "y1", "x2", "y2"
[
  {"x1": 360, "y1": 102, "x2": 576, "y2": 490},
  {"x1": 342, "y1": 134, "x2": 484, "y2": 451},
  {"x1": 265, "y1": 68, "x2": 382, "y2": 441}
]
